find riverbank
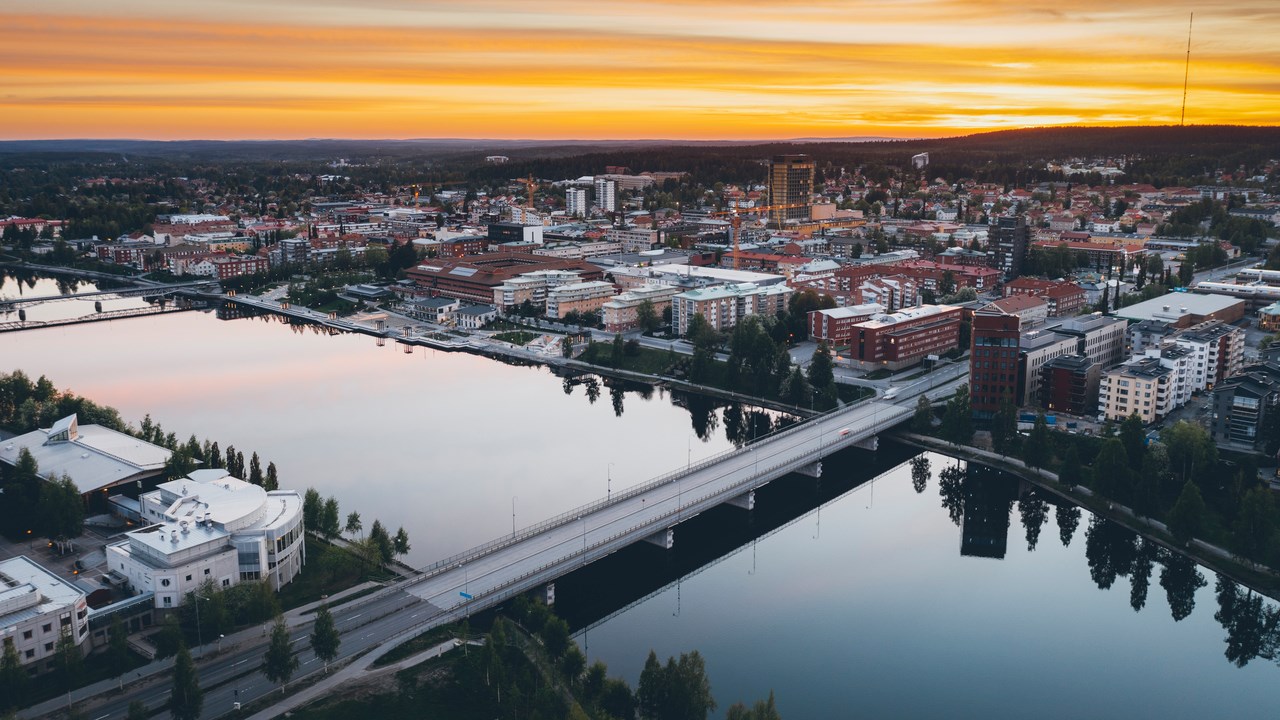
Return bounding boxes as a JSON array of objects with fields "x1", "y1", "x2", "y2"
[{"x1": 892, "y1": 430, "x2": 1280, "y2": 600}]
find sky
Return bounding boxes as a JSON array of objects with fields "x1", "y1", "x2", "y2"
[{"x1": 1, "y1": 0, "x2": 1278, "y2": 141}]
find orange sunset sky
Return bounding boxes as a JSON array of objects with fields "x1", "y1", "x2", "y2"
[{"x1": 2, "y1": 0, "x2": 1278, "y2": 140}]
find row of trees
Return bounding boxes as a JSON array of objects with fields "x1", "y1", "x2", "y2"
[
  {"x1": 301, "y1": 487, "x2": 411, "y2": 567},
  {"x1": 929, "y1": 390, "x2": 1280, "y2": 570},
  {"x1": 0, "y1": 449, "x2": 84, "y2": 540}
]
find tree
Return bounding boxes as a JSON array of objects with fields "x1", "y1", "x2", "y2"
[
  {"x1": 910, "y1": 454, "x2": 931, "y2": 494},
  {"x1": 1057, "y1": 444, "x2": 1083, "y2": 487},
  {"x1": 170, "y1": 643, "x2": 203, "y2": 720},
  {"x1": 940, "y1": 385, "x2": 973, "y2": 446},
  {"x1": 0, "y1": 639, "x2": 28, "y2": 712},
  {"x1": 1118, "y1": 412, "x2": 1146, "y2": 471},
  {"x1": 345, "y1": 511, "x2": 363, "y2": 540},
  {"x1": 38, "y1": 473, "x2": 84, "y2": 540},
  {"x1": 264, "y1": 462, "x2": 279, "y2": 491},
  {"x1": 248, "y1": 453, "x2": 263, "y2": 486},
  {"x1": 263, "y1": 616, "x2": 299, "y2": 693},
  {"x1": 108, "y1": 614, "x2": 131, "y2": 669},
  {"x1": 726, "y1": 691, "x2": 782, "y2": 720},
  {"x1": 368, "y1": 520, "x2": 394, "y2": 565},
  {"x1": 393, "y1": 526, "x2": 411, "y2": 559},
  {"x1": 1168, "y1": 479, "x2": 1207, "y2": 545},
  {"x1": 637, "y1": 650, "x2": 666, "y2": 719},
  {"x1": 1091, "y1": 438, "x2": 1131, "y2": 501},
  {"x1": 1023, "y1": 412, "x2": 1051, "y2": 469},
  {"x1": 1231, "y1": 487, "x2": 1276, "y2": 562},
  {"x1": 321, "y1": 497, "x2": 341, "y2": 540},
  {"x1": 807, "y1": 343, "x2": 837, "y2": 409},
  {"x1": 779, "y1": 367, "x2": 811, "y2": 407},
  {"x1": 911, "y1": 395, "x2": 933, "y2": 433},
  {"x1": 1163, "y1": 421, "x2": 1217, "y2": 491},
  {"x1": 990, "y1": 402, "x2": 1016, "y2": 457},
  {"x1": 561, "y1": 335, "x2": 574, "y2": 358},
  {"x1": 126, "y1": 700, "x2": 149, "y2": 720},
  {"x1": 540, "y1": 616, "x2": 571, "y2": 659},
  {"x1": 309, "y1": 605, "x2": 340, "y2": 672},
  {"x1": 303, "y1": 488, "x2": 322, "y2": 530},
  {"x1": 636, "y1": 299, "x2": 660, "y2": 334},
  {"x1": 611, "y1": 333, "x2": 625, "y2": 367},
  {"x1": 154, "y1": 613, "x2": 183, "y2": 659}
]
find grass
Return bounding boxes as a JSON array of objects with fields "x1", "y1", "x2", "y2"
[
  {"x1": 579, "y1": 341, "x2": 676, "y2": 376},
  {"x1": 493, "y1": 330, "x2": 538, "y2": 345},
  {"x1": 277, "y1": 536, "x2": 393, "y2": 611},
  {"x1": 371, "y1": 623, "x2": 465, "y2": 667},
  {"x1": 23, "y1": 649, "x2": 149, "y2": 708}
]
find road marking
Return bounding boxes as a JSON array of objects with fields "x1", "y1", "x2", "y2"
[
  {"x1": 93, "y1": 715, "x2": 110, "y2": 720},
  {"x1": 232, "y1": 658, "x2": 251, "y2": 667}
]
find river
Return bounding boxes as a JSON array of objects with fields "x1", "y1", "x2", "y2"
[{"x1": 4, "y1": 273, "x2": 1279, "y2": 718}]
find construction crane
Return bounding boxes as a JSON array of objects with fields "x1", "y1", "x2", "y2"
[
  {"x1": 520, "y1": 175, "x2": 538, "y2": 210},
  {"x1": 709, "y1": 202, "x2": 810, "y2": 269}
]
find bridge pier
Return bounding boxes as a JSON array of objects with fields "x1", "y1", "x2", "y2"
[
  {"x1": 853, "y1": 435, "x2": 878, "y2": 451},
  {"x1": 642, "y1": 528, "x2": 674, "y2": 549},
  {"x1": 545, "y1": 583, "x2": 556, "y2": 606},
  {"x1": 726, "y1": 490, "x2": 755, "y2": 511},
  {"x1": 794, "y1": 461, "x2": 822, "y2": 478}
]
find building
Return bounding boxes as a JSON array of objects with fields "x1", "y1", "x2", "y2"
[
  {"x1": 490, "y1": 269, "x2": 584, "y2": 311},
  {"x1": 566, "y1": 188, "x2": 588, "y2": 218},
  {"x1": 405, "y1": 254, "x2": 603, "y2": 304},
  {"x1": 1129, "y1": 319, "x2": 1178, "y2": 356},
  {"x1": 845, "y1": 304, "x2": 962, "y2": 371},
  {"x1": 438, "y1": 236, "x2": 489, "y2": 258},
  {"x1": 984, "y1": 295, "x2": 1049, "y2": 329},
  {"x1": 807, "y1": 303, "x2": 886, "y2": 346},
  {"x1": 1259, "y1": 301, "x2": 1280, "y2": 332},
  {"x1": 544, "y1": 280, "x2": 617, "y2": 319},
  {"x1": 605, "y1": 227, "x2": 660, "y2": 253},
  {"x1": 1049, "y1": 314, "x2": 1128, "y2": 370},
  {"x1": 0, "y1": 557, "x2": 89, "y2": 673},
  {"x1": 400, "y1": 296, "x2": 461, "y2": 324},
  {"x1": 1098, "y1": 358, "x2": 1173, "y2": 423},
  {"x1": 671, "y1": 283, "x2": 793, "y2": 336},
  {"x1": 768, "y1": 155, "x2": 814, "y2": 226},
  {"x1": 1114, "y1": 292, "x2": 1246, "y2": 328},
  {"x1": 970, "y1": 309, "x2": 1023, "y2": 418},
  {"x1": 594, "y1": 178, "x2": 617, "y2": 213},
  {"x1": 106, "y1": 470, "x2": 304, "y2": 609},
  {"x1": 1017, "y1": 330, "x2": 1077, "y2": 406},
  {"x1": 487, "y1": 223, "x2": 544, "y2": 246},
  {"x1": 0, "y1": 415, "x2": 171, "y2": 505},
  {"x1": 1041, "y1": 354, "x2": 1100, "y2": 416},
  {"x1": 207, "y1": 255, "x2": 269, "y2": 280},
  {"x1": 989, "y1": 216, "x2": 1029, "y2": 280},
  {"x1": 1211, "y1": 363, "x2": 1280, "y2": 450},
  {"x1": 456, "y1": 304, "x2": 498, "y2": 329},
  {"x1": 1173, "y1": 320, "x2": 1245, "y2": 389},
  {"x1": 1003, "y1": 277, "x2": 1087, "y2": 317},
  {"x1": 602, "y1": 284, "x2": 682, "y2": 332},
  {"x1": 889, "y1": 260, "x2": 1001, "y2": 294}
]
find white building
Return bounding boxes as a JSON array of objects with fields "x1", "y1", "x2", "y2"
[
  {"x1": 107, "y1": 470, "x2": 305, "y2": 609},
  {"x1": 594, "y1": 178, "x2": 617, "y2": 213},
  {"x1": 605, "y1": 227, "x2": 660, "y2": 253},
  {"x1": 672, "y1": 283, "x2": 793, "y2": 336},
  {"x1": 566, "y1": 188, "x2": 588, "y2": 218},
  {"x1": 545, "y1": 280, "x2": 618, "y2": 319},
  {"x1": 0, "y1": 415, "x2": 170, "y2": 497},
  {"x1": 1098, "y1": 357, "x2": 1174, "y2": 423},
  {"x1": 0, "y1": 557, "x2": 89, "y2": 673}
]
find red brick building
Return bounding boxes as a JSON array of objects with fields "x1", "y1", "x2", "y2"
[
  {"x1": 1003, "y1": 277, "x2": 1086, "y2": 317},
  {"x1": 405, "y1": 253, "x2": 604, "y2": 304},
  {"x1": 209, "y1": 255, "x2": 270, "y2": 280},
  {"x1": 846, "y1": 304, "x2": 962, "y2": 370},
  {"x1": 970, "y1": 309, "x2": 1022, "y2": 418},
  {"x1": 808, "y1": 303, "x2": 885, "y2": 345}
]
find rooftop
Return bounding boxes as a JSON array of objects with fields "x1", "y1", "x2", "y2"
[
  {"x1": 0, "y1": 556, "x2": 85, "y2": 630},
  {"x1": 0, "y1": 415, "x2": 171, "y2": 495},
  {"x1": 1115, "y1": 292, "x2": 1244, "y2": 323}
]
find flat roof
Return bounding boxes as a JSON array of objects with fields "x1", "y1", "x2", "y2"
[
  {"x1": 0, "y1": 417, "x2": 171, "y2": 495},
  {"x1": 0, "y1": 556, "x2": 85, "y2": 629},
  {"x1": 1115, "y1": 292, "x2": 1244, "y2": 323}
]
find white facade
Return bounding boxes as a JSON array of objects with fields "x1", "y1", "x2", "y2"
[
  {"x1": 107, "y1": 470, "x2": 304, "y2": 609},
  {"x1": 0, "y1": 557, "x2": 89, "y2": 672},
  {"x1": 1098, "y1": 359, "x2": 1174, "y2": 423},
  {"x1": 594, "y1": 178, "x2": 617, "y2": 212},
  {"x1": 566, "y1": 188, "x2": 588, "y2": 217},
  {"x1": 672, "y1": 283, "x2": 794, "y2": 336}
]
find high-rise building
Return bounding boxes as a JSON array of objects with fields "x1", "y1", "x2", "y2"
[
  {"x1": 566, "y1": 188, "x2": 588, "y2": 217},
  {"x1": 767, "y1": 154, "x2": 814, "y2": 227},
  {"x1": 989, "y1": 215, "x2": 1029, "y2": 280},
  {"x1": 594, "y1": 178, "x2": 617, "y2": 213},
  {"x1": 970, "y1": 308, "x2": 1022, "y2": 418}
]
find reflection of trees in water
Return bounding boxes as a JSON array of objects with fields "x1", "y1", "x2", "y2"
[
  {"x1": 610, "y1": 386, "x2": 625, "y2": 417},
  {"x1": 931, "y1": 456, "x2": 1280, "y2": 671},
  {"x1": 910, "y1": 455, "x2": 930, "y2": 494}
]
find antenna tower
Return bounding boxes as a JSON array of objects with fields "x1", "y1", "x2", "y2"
[{"x1": 1180, "y1": 12, "x2": 1193, "y2": 126}]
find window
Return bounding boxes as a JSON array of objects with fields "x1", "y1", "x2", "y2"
[
  {"x1": 24, "y1": 650, "x2": 34, "y2": 659},
  {"x1": 22, "y1": 630, "x2": 31, "y2": 640},
  {"x1": 185, "y1": 575, "x2": 192, "y2": 582},
  {"x1": 163, "y1": 596, "x2": 172, "y2": 607},
  {"x1": 161, "y1": 579, "x2": 170, "y2": 587},
  {"x1": 222, "y1": 579, "x2": 230, "y2": 588},
  {"x1": 204, "y1": 569, "x2": 211, "y2": 575},
  {"x1": 42, "y1": 623, "x2": 51, "y2": 634},
  {"x1": 44, "y1": 642, "x2": 53, "y2": 652}
]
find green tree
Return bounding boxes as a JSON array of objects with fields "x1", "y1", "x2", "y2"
[
  {"x1": 303, "y1": 488, "x2": 322, "y2": 530},
  {"x1": 912, "y1": 395, "x2": 933, "y2": 433},
  {"x1": 1163, "y1": 420, "x2": 1218, "y2": 490},
  {"x1": 170, "y1": 643, "x2": 203, "y2": 720},
  {"x1": 1023, "y1": 412, "x2": 1051, "y2": 469},
  {"x1": 1119, "y1": 412, "x2": 1146, "y2": 471},
  {"x1": 611, "y1": 333, "x2": 625, "y2": 368},
  {"x1": 1091, "y1": 438, "x2": 1131, "y2": 501},
  {"x1": 263, "y1": 616, "x2": 299, "y2": 693},
  {"x1": 264, "y1": 462, "x2": 279, "y2": 492},
  {"x1": 1231, "y1": 487, "x2": 1276, "y2": 562},
  {"x1": 309, "y1": 605, "x2": 340, "y2": 672},
  {"x1": 393, "y1": 526, "x2": 411, "y2": 559},
  {"x1": 1168, "y1": 479, "x2": 1207, "y2": 545},
  {"x1": 38, "y1": 473, "x2": 84, "y2": 540},
  {"x1": 108, "y1": 614, "x2": 131, "y2": 669},
  {"x1": 0, "y1": 639, "x2": 28, "y2": 712},
  {"x1": 726, "y1": 691, "x2": 782, "y2": 720},
  {"x1": 940, "y1": 385, "x2": 973, "y2": 446},
  {"x1": 154, "y1": 613, "x2": 182, "y2": 660},
  {"x1": 368, "y1": 520, "x2": 394, "y2": 565},
  {"x1": 1057, "y1": 444, "x2": 1083, "y2": 487},
  {"x1": 636, "y1": 299, "x2": 660, "y2": 334},
  {"x1": 540, "y1": 616, "x2": 571, "y2": 659},
  {"x1": 345, "y1": 511, "x2": 363, "y2": 540},
  {"x1": 779, "y1": 367, "x2": 811, "y2": 407},
  {"x1": 320, "y1": 497, "x2": 341, "y2": 540},
  {"x1": 125, "y1": 700, "x2": 149, "y2": 720},
  {"x1": 248, "y1": 452, "x2": 263, "y2": 486},
  {"x1": 560, "y1": 335, "x2": 574, "y2": 358}
]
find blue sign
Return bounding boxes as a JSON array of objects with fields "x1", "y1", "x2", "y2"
[{"x1": 459, "y1": 591, "x2": 473, "y2": 600}]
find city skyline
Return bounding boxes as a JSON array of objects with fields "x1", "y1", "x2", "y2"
[{"x1": 2, "y1": 0, "x2": 1278, "y2": 140}]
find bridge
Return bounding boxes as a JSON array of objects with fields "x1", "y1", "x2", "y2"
[
  {"x1": 0, "y1": 280, "x2": 217, "y2": 311},
  {"x1": 378, "y1": 363, "x2": 967, "y2": 633},
  {"x1": 0, "y1": 281, "x2": 217, "y2": 332}
]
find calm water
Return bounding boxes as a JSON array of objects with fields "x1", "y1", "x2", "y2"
[{"x1": 5, "y1": 273, "x2": 1279, "y2": 718}]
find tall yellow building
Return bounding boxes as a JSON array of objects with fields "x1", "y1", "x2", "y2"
[{"x1": 768, "y1": 154, "x2": 814, "y2": 227}]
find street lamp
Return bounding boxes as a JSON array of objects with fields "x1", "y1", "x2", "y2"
[
  {"x1": 511, "y1": 496, "x2": 517, "y2": 537},
  {"x1": 607, "y1": 463, "x2": 614, "y2": 501}
]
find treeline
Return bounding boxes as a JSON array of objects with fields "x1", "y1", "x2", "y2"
[
  {"x1": 301, "y1": 488, "x2": 410, "y2": 569},
  {"x1": 914, "y1": 458, "x2": 1280, "y2": 669},
  {"x1": 925, "y1": 389, "x2": 1280, "y2": 573}
]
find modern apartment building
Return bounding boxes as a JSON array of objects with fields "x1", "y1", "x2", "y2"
[
  {"x1": 1098, "y1": 358, "x2": 1173, "y2": 423},
  {"x1": 544, "y1": 280, "x2": 618, "y2": 319},
  {"x1": 594, "y1": 178, "x2": 617, "y2": 213},
  {"x1": 989, "y1": 215, "x2": 1029, "y2": 280},
  {"x1": 671, "y1": 283, "x2": 793, "y2": 336},
  {"x1": 1017, "y1": 329, "x2": 1077, "y2": 407},
  {"x1": 1041, "y1": 354, "x2": 1100, "y2": 416},
  {"x1": 970, "y1": 309, "x2": 1023, "y2": 418},
  {"x1": 1212, "y1": 363, "x2": 1280, "y2": 450},
  {"x1": 602, "y1": 284, "x2": 682, "y2": 332},
  {"x1": 566, "y1": 188, "x2": 588, "y2": 218},
  {"x1": 767, "y1": 155, "x2": 814, "y2": 226}
]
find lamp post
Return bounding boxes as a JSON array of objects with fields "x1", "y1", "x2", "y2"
[
  {"x1": 511, "y1": 496, "x2": 517, "y2": 537},
  {"x1": 194, "y1": 594, "x2": 205, "y2": 657},
  {"x1": 607, "y1": 463, "x2": 614, "y2": 501}
]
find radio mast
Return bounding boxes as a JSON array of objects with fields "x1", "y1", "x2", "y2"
[{"x1": 1180, "y1": 12, "x2": 1193, "y2": 126}]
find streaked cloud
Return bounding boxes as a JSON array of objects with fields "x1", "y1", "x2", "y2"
[{"x1": 0, "y1": 1, "x2": 1275, "y2": 139}]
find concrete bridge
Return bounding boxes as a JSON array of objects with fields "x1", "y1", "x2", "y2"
[{"x1": 389, "y1": 364, "x2": 967, "y2": 625}]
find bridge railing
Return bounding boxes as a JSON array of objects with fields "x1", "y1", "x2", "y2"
[{"x1": 413, "y1": 397, "x2": 886, "y2": 579}]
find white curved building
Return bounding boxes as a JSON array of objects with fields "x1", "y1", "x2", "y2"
[{"x1": 107, "y1": 469, "x2": 304, "y2": 609}]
